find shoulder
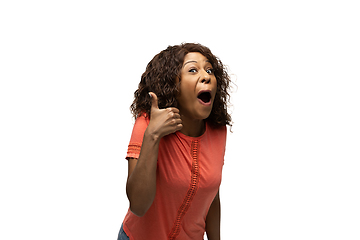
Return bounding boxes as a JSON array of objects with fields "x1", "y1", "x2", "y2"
[
  {"x1": 205, "y1": 124, "x2": 227, "y2": 161},
  {"x1": 207, "y1": 124, "x2": 227, "y2": 143},
  {"x1": 207, "y1": 123, "x2": 226, "y2": 135},
  {"x1": 128, "y1": 113, "x2": 150, "y2": 145},
  {"x1": 133, "y1": 113, "x2": 150, "y2": 130},
  {"x1": 126, "y1": 113, "x2": 150, "y2": 160}
]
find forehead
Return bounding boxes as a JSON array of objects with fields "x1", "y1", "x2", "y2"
[{"x1": 183, "y1": 52, "x2": 210, "y2": 64}]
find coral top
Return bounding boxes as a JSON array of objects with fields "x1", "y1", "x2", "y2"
[{"x1": 122, "y1": 114, "x2": 227, "y2": 240}]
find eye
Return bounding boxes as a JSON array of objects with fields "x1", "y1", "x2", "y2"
[
  {"x1": 206, "y1": 68, "x2": 214, "y2": 74},
  {"x1": 189, "y1": 68, "x2": 197, "y2": 73}
]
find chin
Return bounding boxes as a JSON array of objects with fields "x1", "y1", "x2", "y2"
[{"x1": 195, "y1": 109, "x2": 212, "y2": 120}]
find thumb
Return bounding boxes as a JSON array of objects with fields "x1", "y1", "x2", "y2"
[{"x1": 148, "y1": 92, "x2": 159, "y2": 110}]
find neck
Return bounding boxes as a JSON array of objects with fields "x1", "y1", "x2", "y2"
[{"x1": 179, "y1": 115, "x2": 205, "y2": 137}]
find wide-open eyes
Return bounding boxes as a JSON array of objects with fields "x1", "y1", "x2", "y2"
[
  {"x1": 187, "y1": 67, "x2": 214, "y2": 74},
  {"x1": 206, "y1": 68, "x2": 214, "y2": 75}
]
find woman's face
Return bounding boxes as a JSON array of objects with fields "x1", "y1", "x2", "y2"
[{"x1": 176, "y1": 52, "x2": 217, "y2": 120}]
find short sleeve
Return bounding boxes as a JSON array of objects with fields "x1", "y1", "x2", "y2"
[{"x1": 126, "y1": 114, "x2": 150, "y2": 160}]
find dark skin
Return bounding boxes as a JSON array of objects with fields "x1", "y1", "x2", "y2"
[{"x1": 126, "y1": 53, "x2": 221, "y2": 240}]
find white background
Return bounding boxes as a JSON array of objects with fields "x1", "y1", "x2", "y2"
[{"x1": 1, "y1": 0, "x2": 359, "y2": 239}]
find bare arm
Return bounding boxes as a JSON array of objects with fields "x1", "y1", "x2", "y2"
[
  {"x1": 126, "y1": 131, "x2": 160, "y2": 217},
  {"x1": 205, "y1": 190, "x2": 221, "y2": 240},
  {"x1": 126, "y1": 92, "x2": 182, "y2": 217}
]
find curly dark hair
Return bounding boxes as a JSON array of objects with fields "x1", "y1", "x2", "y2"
[{"x1": 130, "y1": 43, "x2": 232, "y2": 128}]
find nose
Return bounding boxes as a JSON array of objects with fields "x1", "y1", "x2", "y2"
[{"x1": 200, "y1": 70, "x2": 211, "y2": 84}]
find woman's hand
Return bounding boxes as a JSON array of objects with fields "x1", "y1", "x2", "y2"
[{"x1": 147, "y1": 92, "x2": 183, "y2": 141}]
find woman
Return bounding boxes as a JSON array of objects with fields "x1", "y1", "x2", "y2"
[{"x1": 118, "y1": 43, "x2": 232, "y2": 240}]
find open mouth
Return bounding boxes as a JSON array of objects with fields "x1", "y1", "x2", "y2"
[{"x1": 197, "y1": 91, "x2": 212, "y2": 105}]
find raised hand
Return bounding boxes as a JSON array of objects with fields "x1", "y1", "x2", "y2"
[
  {"x1": 147, "y1": 92, "x2": 183, "y2": 140},
  {"x1": 126, "y1": 92, "x2": 182, "y2": 216}
]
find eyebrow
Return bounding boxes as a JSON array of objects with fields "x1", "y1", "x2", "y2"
[
  {"x1": 183, "y1": 60, "x2": 197, "y2": 68},
  {"x1": 182, "y1": 60, "x2": 210, "y2": 68}
]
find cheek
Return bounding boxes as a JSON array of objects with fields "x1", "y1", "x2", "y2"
[
  {"x1": 178, "y1": 91, "x2": 192, "y2": 106},
  {"x1": 178, "y1": 80, "x2": 193, "y2": 97},
  {"x1": 211, "y1": 78, "x2": 217, "y2": 96},
  {"x1": 177, "y1": 84, "x2": 195, "y2": 109}
]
